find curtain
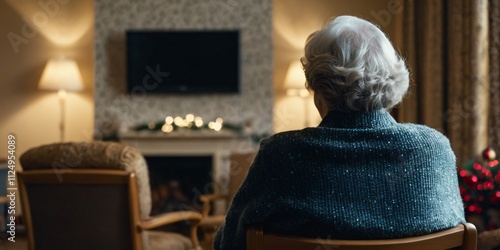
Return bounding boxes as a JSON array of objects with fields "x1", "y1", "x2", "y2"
[
  {"x1": 398, "y1": 0, "x2": 490, "y2": 165},
  {"x1": 489, "y1": 0, "x2": 500, "y2": 153}
]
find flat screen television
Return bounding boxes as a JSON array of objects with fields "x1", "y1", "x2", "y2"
[{"x1": 126, "y1": 30, "x2": 240, "y2": 94}]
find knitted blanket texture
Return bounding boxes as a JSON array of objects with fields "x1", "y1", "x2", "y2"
[{"x1": 214, "y1": 109, "x2": 465, "y2": 250}]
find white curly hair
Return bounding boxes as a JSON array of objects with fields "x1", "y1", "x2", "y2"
[{"x1": 301, "y1": 15, "x2": 409, "y2": 112}]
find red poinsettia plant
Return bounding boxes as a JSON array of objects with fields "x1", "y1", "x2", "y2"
[{"x1": 457, "y1": 147, "x2": 500, "y2": 231}]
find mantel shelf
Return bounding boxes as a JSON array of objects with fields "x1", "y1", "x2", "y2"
[
  {"x1": 119, "y1": 130, "x2": 254, "y2": 157},
  {"x1": 119, "y1": 130, "x2": 248, "y2": 140},
  {"x1": 119, "y1": 129, "x2": 255, "y2": 215}
]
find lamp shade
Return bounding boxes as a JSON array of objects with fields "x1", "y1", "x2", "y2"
[
  {"x1": 284, "y1": 61, "x2": 308, "y2": 97},
  {"x1": 39, "y1": 58, "x2": 84, "y2": 91}
]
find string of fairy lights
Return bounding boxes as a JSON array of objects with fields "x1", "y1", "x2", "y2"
[{"x1": 133, "y1": 114, "x2": 242, "y2": 134}]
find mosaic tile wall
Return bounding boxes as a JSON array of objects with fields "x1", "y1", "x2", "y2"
[{"x1": 94, "y1": 0, "x2": 273, "y2": 137}]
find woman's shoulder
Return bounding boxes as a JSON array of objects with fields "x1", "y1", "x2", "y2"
[
  {"x1": 258, "y1": 129, "x2": 308, "y2": 147},
  {"x1": 396, "y1": 123, "x2": 450, "y2": 143},
  {"x1": 255, "y1": 128, "x2": 324, "y2": 154},
  {"x1": 262, "y1": 126, "x2": 330, "y2": 142},
  {"x1": 392, "y1": 123, "x2": 454, "y2": 157},
  {"x1": 258, "y1": 123, "x2": 453, "y2": 155}
]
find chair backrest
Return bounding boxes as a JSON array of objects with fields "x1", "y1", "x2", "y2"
[
  {"x1": 19, "y1": 141, "x2": 152, "y2": 219},
  {"x1": 227, "y1": 152, "x2": 256, "y2": 201},
  {"x1": 247, "y1": 223, "x2": 477, "y2": 250},
  {"x1": 18, "y1": 169, "x2": 143, "y2": 250}
]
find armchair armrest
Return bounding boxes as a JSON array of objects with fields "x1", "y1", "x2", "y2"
[
  {"x1": 140, "y1": 211, "x2": 203, "y2": 249},
  {"x1": 140, "y1": 211, "x2": 203, "y2": 230},
  {"x1": 199, "y1": 193, "x2": 228, "y2": 203},
  {"x1": 199, "y1": 193, "x2": 228, "y2": 217}
]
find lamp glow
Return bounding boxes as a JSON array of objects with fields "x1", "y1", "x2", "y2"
[
  {"x1": 38, "y1": 58, "x2": 84, "y2": 142},
  {"x1": 39, "y1": 58, "x2": 84, "y2": 92},
  {"x1": 284, "y1": 61, "x2": 307, "y2": 96},
  {"x1": 284, "y1": 61, "x2": 311, "y2": 127}
]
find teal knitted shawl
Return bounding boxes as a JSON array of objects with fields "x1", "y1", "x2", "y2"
[{"x1": 214, "y1": 109, "x2": 465, "y2": 250}]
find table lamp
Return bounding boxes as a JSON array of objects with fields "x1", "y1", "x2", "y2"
[
  {"x1": 284, "y1": 61, "x2": 310, "y2": 127},
  {"x1": 39, "y1": 58, "x2": 84, "y2": 142}
]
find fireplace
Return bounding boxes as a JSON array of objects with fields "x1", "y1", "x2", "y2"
[
  {"x1": 120, "y1": 131, "x2": 254, "y2": 215},
  {"x1": 146, "y1": 156, "x2": 213, "y2": 215}
]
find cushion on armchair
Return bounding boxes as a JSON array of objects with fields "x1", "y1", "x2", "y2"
[{"x1": 20, "y1": 141, "x2": 151, "y2": 219}]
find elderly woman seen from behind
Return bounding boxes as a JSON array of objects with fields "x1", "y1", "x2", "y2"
[{"x1": 214, "y1": 15, "x2": 465, "y2": 250}]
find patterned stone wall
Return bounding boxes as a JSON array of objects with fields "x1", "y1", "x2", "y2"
[{"x1": 94, "y1": 0, "x2": 273, "y2": 137}]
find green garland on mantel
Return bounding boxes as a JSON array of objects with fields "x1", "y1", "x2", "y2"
[
  {"x1": 131, "y1": 120, "x2": 271, "y2": 145},
  {"x1": 132, "y1": 120, "x2": 244, "y2": 134}
]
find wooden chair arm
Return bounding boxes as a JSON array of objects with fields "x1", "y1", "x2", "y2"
[
  {"x1": 200, "y1": 194, "x2": 229, "y2": 217},
  {"x1": 199, "y1": 194, "x2": 228, "y2": 203},
  {"x1": 140, "y1": 211, "x2": 203, "y2": 249},
  {"x1": 140, "y1": 211, "x2": 203, "y2": 230}
]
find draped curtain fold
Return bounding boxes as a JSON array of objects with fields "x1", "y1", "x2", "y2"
[
  {"x1": 489, "y1": 0, "x2": 500, "y2": 153},
  {"x1": 398, "y1": 0, "x2": 490, "y2": 165}
]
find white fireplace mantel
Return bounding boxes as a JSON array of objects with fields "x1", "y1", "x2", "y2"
[
  {"x1": 119, "y1": 130, "x2": 254, "y2": 156},
  {"x1": 119, "y1": 130, "x2": 255, "y2": 213}
]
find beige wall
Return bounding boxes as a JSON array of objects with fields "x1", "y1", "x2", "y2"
[
  {"x1": 273, "y1": 0, "x2": 404, "y2": 132},
  {"x1": 0, "y1": 0, "x2": 94, "y2": 164},
  {"x1": 0, "y1": 0, "x2": 405, "y2": 161}
]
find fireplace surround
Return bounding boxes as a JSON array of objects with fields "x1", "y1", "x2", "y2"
[{"x1": 119, "y1": 130, "x2": 253, "y2": 214}]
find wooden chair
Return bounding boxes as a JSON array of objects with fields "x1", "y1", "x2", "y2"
[
  {"x1": 247, "y1": 223, "x2": 477, "y2": 250},
  {"x1": 199, "y1": 152, "x2": 256, "y2": 250},
  {"x1": 18, "y1": 142, "x2": 202, "y2": 250}
]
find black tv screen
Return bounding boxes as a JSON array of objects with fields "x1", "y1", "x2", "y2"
[{"x1": 126, "y1": 30, "x2": 240, "y2": 94}]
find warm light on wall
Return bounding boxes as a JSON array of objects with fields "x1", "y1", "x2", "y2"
[
  {"x1": 39, "y1": 58, "x2": 84, "y2": 141},
  {"x1": 284, "y1": 61, "x2": 309, "y2": 97},
  {"x1": 5, "y1": 0, "x2": 93, "y2": 46},
  {"x1": 284, "y1": 61, "x2": 311, "y2": 127}
]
